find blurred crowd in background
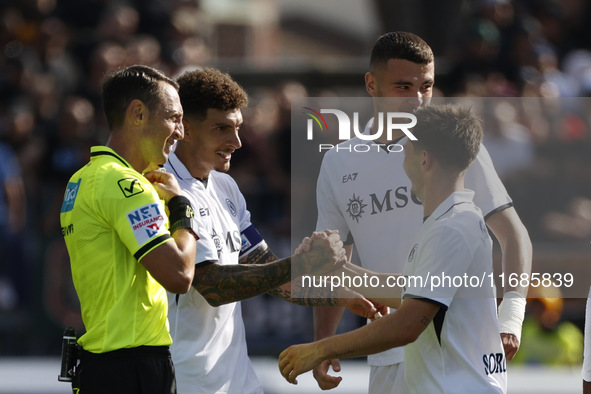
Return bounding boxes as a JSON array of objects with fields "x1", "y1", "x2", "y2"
[{"x1": 0, "y1": 0, "x2": 590, "y2": 365}]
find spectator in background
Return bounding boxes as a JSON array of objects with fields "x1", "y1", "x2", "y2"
[
  {"x1": 480, "y1": 100, "x2": 534, "y2": 180},
  {"x1": 0, "y1": 140, "x2": 27, "y2": 310},
  {"x1": 512, "y1": 285, "x2": 582, "y2": 366}
]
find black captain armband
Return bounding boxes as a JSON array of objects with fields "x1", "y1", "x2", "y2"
[{"x1": 168, "y1": 196, "x2": 198, "y2": 240}]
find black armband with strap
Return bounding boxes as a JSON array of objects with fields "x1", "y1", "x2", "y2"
[{"x1": 168, "y1": 196, "x2": 198, "y2": 239}]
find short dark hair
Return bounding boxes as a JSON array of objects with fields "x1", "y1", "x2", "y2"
[
  {"x1": 102, "y1": 65, "x2": 178, "y2": 130},
  {"x1": 411, "y1": 104, "x2": 482, "y2": 171},
  {"x1": 370, "y1": 31, "x2": 434, "y2": 71},
  {"x1": 176, "y1": 68, "x2": 248, "y2": 120}
]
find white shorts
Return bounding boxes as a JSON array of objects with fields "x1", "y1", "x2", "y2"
[{"x1": 369, "y1": 363, "x2": 408, "y2": 394}]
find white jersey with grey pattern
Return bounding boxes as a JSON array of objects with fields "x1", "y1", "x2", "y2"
[{"x1": 165, "y1": 152, "x2": 263, "y2": 394}]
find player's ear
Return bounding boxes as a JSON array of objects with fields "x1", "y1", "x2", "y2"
[
  {"x1": 182, "y1": 118, "x2": 192, "y2": 138},
  {"x1": 365, "y1": 72, "x2": 377, "y2": 97},
  {"x1": 128, "y1": 99, "x2": 146, "y2": 125},
  {"x1": 421, "y1": 150, "x2": 432, "y2": 170}
]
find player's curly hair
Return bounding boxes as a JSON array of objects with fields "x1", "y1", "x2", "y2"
[
  {"x1": 176, "y1": 68, "x2": 248, "y2": 120},
  {"x1": 370, "y1": 31, "x2": 434, "y2": 71}
]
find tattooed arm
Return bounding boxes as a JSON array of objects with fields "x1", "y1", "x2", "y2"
[
  {"x1": 278, "y1": 298, "x2": 440, "y2": 384},
  {"x1": 239, "y1": 242, "x2": 335, "y2": 306},
  {"x1": 193, "y1": 239, "x2": 374, "y2": 317},
  {"x1": 193, "y1": 232, "x2": 345, "y2": 307},
  {"x1": 192, "y1": 242, "x2": 292, "y2": 307},
  {"x1": 239, "y1": 243, "x2": 377, "y2": 316}
]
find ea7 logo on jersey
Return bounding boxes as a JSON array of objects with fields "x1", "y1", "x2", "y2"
[
  {"x1": 127, "y1": 203, "x2": 167, "y2": 246},
  {"x1": 342, "y1": 173, "x2": 358, "y2": 183}
]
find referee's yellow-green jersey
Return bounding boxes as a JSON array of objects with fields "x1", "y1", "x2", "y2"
[{"x1": 60, "y1": 146, "x2": 173, "y2": 353}]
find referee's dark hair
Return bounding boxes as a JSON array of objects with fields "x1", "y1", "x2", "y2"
[
  {"x1": 176, "y1": 67, "x2": 248, "y2": 121},
  {"x1": 102, "y1": 64, "x2": 179, "y2": 130},
  {"x1": 410, "y1": 104, "x2": 483, "y2": 172},
  {"x1": 370, "y1": 31, "x2": 434, "y2": 72}
]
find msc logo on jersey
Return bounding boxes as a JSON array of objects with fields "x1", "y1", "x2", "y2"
[
  {"x1": 118, "y1": 178, "x2": 144, "y2": 198},
  {"x1": 210, "y1": 228, "x2": 223, "y2": 256},
  {"x1": 61, "y1": 179, "x2": 81, "y2": 213},
  {"x1": 210, "y1": 228, "x2": 242, "y2": 258},
  {"x1": 343, "y1": 187, "x2": 422, "y2": 223},
  {"x1": 127, "y1": 203, "x2": 166, "y2": 245},
  {"x1": 346, "y1": 194, "x2": 367, "y2": 223}
]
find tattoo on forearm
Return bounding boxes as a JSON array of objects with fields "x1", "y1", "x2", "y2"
[
  {"x1": 245, "y1": 245, "x2": 339, "y2": 306},
  {"x1": 242, "y1": 242, "x2": 275, "y2": 265},
  {"x1": 193, "y1": 244, "x2": 339, "y2": 307},
  {"x1": 193, "y1": 247, "x2": 291, "y2": 306},
  {"x1": 269, "y1": 275, "x2": 339, "y2": 307}
]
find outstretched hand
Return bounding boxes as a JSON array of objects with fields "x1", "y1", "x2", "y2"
[
  {"x1": 313, "y1": 359, "x2": 342, "y2": 390},
  {"x1": 279, "y1": 342, "x2": 323, "y2": 385},
  {"x1": 338, "y1": 287, "x2": 379, "y2": 319}
]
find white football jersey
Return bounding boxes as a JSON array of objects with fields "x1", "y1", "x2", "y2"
[
  {"x1": 402, "y1": 191, "x2": 507, "y2": 393},
  {"x1": 165, "y1": 153, "x2": 263, "y2": 394},
  {"x1": 315, "y1": 120, "x2": 512, "y2": 366}
]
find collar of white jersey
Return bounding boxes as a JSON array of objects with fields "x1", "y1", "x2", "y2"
[
  {"x1": 167, "y1": 152, "x2": 193, "y2": 181},
  {"x1": 428, "y1": 190, "x2": 475, "y2": 223}
]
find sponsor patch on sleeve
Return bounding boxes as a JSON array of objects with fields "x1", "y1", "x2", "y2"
[
  {"x1": 61, "y1": 179, "x2": 81, "y2": 213},
  {"x1": 127, "y1": 203, "x2": 168, "y2": 246},
  {"x1": 118, "y1": 178, "x2": 144, "y2": 198},
  {"x1": 239, "y1": 224, "x2": 264, "y2": 257}
]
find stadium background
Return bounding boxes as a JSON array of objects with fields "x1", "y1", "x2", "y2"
[{"x1": 0, "y1": 0, "x2": 590, "y2": 392}]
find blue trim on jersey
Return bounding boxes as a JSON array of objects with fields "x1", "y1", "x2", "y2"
[{"x1": 239, "y1": 225, "x2": 263, "y2": 258}]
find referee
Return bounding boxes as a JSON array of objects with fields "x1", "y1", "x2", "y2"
[{"x1": 59, "y1": 65, "x2": 197, "y2": 394}]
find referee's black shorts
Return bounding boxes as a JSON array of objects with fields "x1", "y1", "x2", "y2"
[{"x1": 76, "y1": 346, "x2": 176, "y2": 394}]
